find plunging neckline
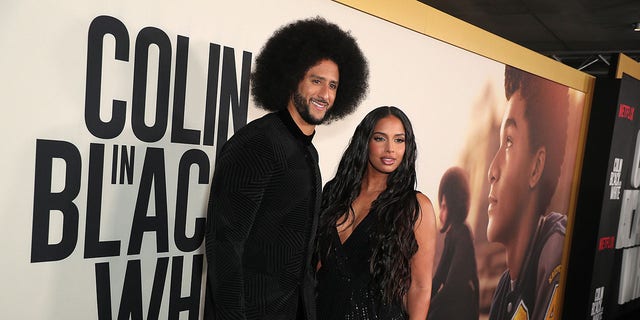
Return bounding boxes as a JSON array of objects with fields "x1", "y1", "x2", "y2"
[
  {"x1": 318, "y1": 207, "x2": 407, "y2": 319},
  {"x1": 337, "y1": 212, "x2": 374, "y2": 246}
]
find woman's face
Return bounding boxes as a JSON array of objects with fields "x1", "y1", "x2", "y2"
[{"x1": 367, "y1": 115, "x2": 406, "y2": 174}]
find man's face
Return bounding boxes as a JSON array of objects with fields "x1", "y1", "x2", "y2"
[
  {"x1": 292, "y1": 59, "x2": 339, "y2": 125},
  {"x1": 486, "y1": 92, "x2": 535, "y2": 244}
]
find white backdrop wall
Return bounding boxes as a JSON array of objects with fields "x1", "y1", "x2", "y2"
[{"x1": 1, "y1": 0, "x2": 585, "y2": 319}]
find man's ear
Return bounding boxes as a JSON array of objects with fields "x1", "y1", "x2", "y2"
[{"x1": 529, "y1": 146, "x2": 546, "y2": 189}]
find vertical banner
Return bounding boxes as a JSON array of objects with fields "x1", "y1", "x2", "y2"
[{"x1": 585, "y1": 74, "x2": 640, "y2": 319}]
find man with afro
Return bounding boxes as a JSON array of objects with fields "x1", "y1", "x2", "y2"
[{"x1": 205, "y1": 17, "x2": 369, "y2": 320}]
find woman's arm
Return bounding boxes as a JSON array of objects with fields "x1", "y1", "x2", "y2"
[{"x1": 406, "y1": 193, "x2": 437, "y2": 319}]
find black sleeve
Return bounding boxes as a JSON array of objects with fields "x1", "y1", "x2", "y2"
[{"x1": 204, "y1": 133, "x2": 276, "y2": 320}]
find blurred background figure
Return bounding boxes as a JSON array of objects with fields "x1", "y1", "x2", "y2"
[{"x1": 428, "y1": 166, "x2": 479, "y2": 320}]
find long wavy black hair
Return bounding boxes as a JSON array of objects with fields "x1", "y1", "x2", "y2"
[
  {"x1": 318, "y1": 106, "x2": 420, "y2": 305},
  {"x1": 251, "y1": 16, "x2": 369, "y2": 122}
]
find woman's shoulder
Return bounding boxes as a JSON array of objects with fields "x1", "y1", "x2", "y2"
[
  {"x1": 414, "y1": 191, "x2": 433, "y2": 209},
  {"x1": 413, "y1": 191, "x2": 435, "y2": 229}
]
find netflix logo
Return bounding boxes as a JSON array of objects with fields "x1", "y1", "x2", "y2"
[
  {"x1": 598, "y1": 236, "x2": 615, "y2": 250},
  {"x1": 618, "y1": 104, "x2": 635, "y2": 121}
]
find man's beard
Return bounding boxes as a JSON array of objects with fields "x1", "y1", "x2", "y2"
[{"x1": 293, "y1": 91, "x2": 329, "y2": 125}]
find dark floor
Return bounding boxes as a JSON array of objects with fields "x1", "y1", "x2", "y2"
[{"x1": 613, "y1": 309, "x2": 640, "y2": 320}]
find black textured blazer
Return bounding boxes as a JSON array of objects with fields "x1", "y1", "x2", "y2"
[{"x1": 205, "y1": 111, "x2": 321, "y2": 320}]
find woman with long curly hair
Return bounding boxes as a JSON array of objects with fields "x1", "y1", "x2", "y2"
[{"x1": 316, "y1": 106, "x2": 436, "y2": 319}]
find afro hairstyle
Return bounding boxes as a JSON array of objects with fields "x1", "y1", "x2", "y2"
[{"x1": 250, "y1": 16, "x2": 369, "y2": 122}]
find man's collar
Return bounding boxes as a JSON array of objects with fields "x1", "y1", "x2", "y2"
[{"x1": 277, "y1": 110, "x2": 315, "y2": 145}]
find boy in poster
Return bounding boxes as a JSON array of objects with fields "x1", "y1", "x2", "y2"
[{"x1": 487, "y1": 66, "x2": 569, "y2": 320}]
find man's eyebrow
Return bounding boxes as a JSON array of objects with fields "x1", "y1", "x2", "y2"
[{"x1": 310, "y1": 74, "x2": 339, "y2": 84}]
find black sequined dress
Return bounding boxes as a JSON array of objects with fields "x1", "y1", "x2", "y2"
[{"x1": 316, "y1": 212, "x2": 407, "y2": 320}]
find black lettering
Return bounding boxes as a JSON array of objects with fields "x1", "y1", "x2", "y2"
[
  {"x1": 31, "y1": 139, "x2": 81, "y2": 262},
  {"x1": 85, "y1": 15, "x2": 129, "y2": 139},
  {"x1": 169, "y1": 255, "x2": 203, "y2": 320},
  {"x1": 132, "y1": 27, "x2": 172, "y2": 143},
  {"x1": 175, "y1": 150, "x2": 209, "y2": 252},
  {"x1": 117, "y1": 260, "x2": 143, "y2": 320},
  {"x1": 171, "y1": 35, "x2": 200, "y2": 145},
  {"x1": 148, "y1": 257, "x2": 170, "y2": 320},
  {"x1": 111, "y1": 145, "x2": 118, "y2": 184},
  {"x1": 216, "y1": 47, "x2": 251, "y2": 155},
  {"x1": 97, "y1": 258, "x2": 170, "y2": 320},
  {"x1": 203, "y1": 43, "x2": 221, "y2": 146},
  {"x1": 128, "y1": 148, "x2": 169, "y2": 254},
  {"x1": 95, "y1": 262, "x2": 113, "y2": 320},
  {"x1": 111, "y1": 145, "x2": 134, "y2": 185},
  {"x1": 120, "y1": 145, "x2": 135, "y2": 185},
  {"x1": 85, "y1": 143, "x2": 120, "y2": 258}
]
